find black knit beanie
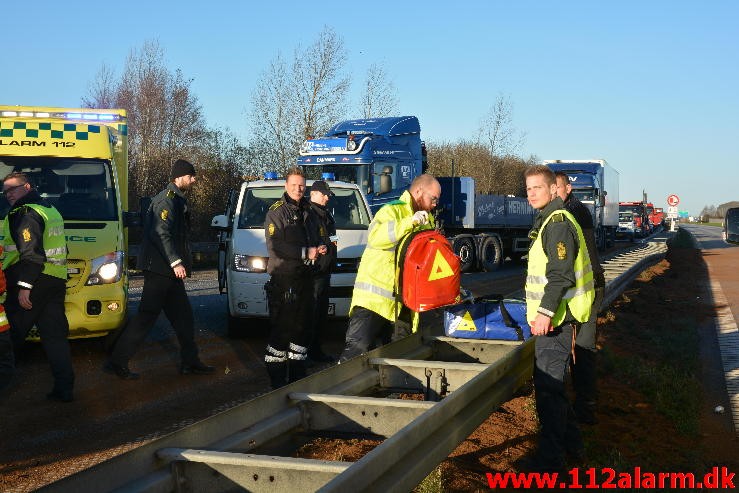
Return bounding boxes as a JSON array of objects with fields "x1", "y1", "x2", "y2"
[{"x1": 171, "y1": 159, "x2": 196, "y2": 179}]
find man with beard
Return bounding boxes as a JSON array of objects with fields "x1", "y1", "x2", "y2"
[{"x1": 105, "y1": 159, "x2": 214, "y2": 379}]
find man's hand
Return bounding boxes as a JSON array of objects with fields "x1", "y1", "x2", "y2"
[
  {"x1": 307, "y1": 246, "x2": 318, "y2": 260},
  {"x1": 19, "y1": 288, "x2": 32, "y2": 310},
  {"x1": 173, "y1": 264, "x2": 187, "y2": 279},
  {"x1": 530, "y1": 313, "x2": 553, "y2": 336},
  {"x1": 317, "y1": 245, "x2": 328, "y2": 255},
  {"x1": 412, "y1": 210, "x2": 429, "y2": 225}
]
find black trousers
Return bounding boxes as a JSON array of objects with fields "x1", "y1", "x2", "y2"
[
  {"x1": 339, "y1": 305, "x2": 412, "y2": 362},
  {"x1": 6, "y1": 274, "x2": 74, "y2": 394},
  {"x1": 307, "y1": 274, "x2": 330, "y2": 354},
  {"x1": 111, "y1": 270, "x2": 198, "y2": 367},
  {"x1": 265, "y1": 272, "x2": 311, "y2": 352},
  {"x1": 572, "y1": 286, "x2": 604, "y2": 413},
  {"x1": 0, "y1": 329, "x2": 13, "y2": 391},
  {"x1": 533, "y1": 322, "x2": 582, "y2": 468}
]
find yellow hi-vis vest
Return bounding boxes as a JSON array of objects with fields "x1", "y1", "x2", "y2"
[
  {"x1": 350, "y1": 190, "x2": 435, "y2": 331},
  {"x1": 2, "y1": 203, "x2": 68, "y2": 280},
  {"x1": 525, "y1": 209, "x2": 594, "y2": 327}
]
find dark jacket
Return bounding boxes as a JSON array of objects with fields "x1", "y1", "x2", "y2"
[
  {"x1": 5, "y1": 190, "x2": 56, "y2": 288},
  {"x1": 563, "y1": 194, "x2": 605, "y2": 288},
  {"x1": 264, "y1": 192, "x2": 316, "y2": 277},
  {"x1": 309, "y1": 201, "x2": 337, "y2": 276},
  {"x1": 532, "y1": 196, "x2": 581, "y2": 323},
  {"x1": 137, "y1": 182, "x2": 193, "y2": 277}
]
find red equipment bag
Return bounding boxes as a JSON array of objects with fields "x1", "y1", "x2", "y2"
[{"x1": 395, "y1": 229, "x2": 461, "y2": 312}]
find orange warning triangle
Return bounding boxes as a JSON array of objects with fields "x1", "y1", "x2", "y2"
[
  {"x1": 428, "y1": 249, "x2": 454, "y2": 281},
  {"x1": 456, "y1": 310, "x2": 478, "y2": 331}
]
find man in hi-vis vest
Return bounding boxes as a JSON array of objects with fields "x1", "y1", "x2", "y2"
[
  {"x1": 2, "y1": 172, "x2": 73, "y2": 402},
  {"x1": 523, "y1": 165, "x2": 594, "y2": 472}
]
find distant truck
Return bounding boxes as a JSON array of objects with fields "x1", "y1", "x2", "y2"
[
  {"x1": 646, "y1": 202, "x2": 664, "y2": 229},
  {"x1": 543, "y1": 159, "x2": 620, "y2": 250},
  {"x1": 211, "y1": 176, "x2": 372, "y2": 336},
  {"x1": 297, "y1": 116, "x2": 534, "y2": 272},
  {"x1": 0, "y1": 106, "x2": 132, "y2": 340},
  {"x1": 616, "y1": 210, "x2": 637, "y2": 242},
  {"x1": 619, "y1": 201, "x2": 651, "y2": 238}
]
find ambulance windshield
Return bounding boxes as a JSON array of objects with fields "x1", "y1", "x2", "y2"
[{"x1": 0, "y1": 157, "x2": 117, "y2": 221}]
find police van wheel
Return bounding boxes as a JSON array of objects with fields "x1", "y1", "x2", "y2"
[{"x1": 480, "y1": 236, "x2": 503, "y2": 272}]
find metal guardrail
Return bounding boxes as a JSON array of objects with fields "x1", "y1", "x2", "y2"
[{"x1": 41, "y1": 238, "x2": 670, "y2": 493}]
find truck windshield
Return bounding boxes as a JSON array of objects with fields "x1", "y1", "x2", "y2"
[
  {"x1": 302, "y1": 165, "x2": 370, "y2": 193},
  {"x1": 619, "y1": 212, "x2": 634, "y2": 222},
  {"x1": 237, "y1": 186, "x2": 371, "y2": 230},
  {"x1": 0, "y1": 157, "x2": 117, "y2": 221}
]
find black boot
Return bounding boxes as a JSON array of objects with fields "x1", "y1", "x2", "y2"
[
  {"x1": 572, "y1": 346, "x2": 598, "y2": 424},
  {"x1": 265, "y1": 361, "x2": 288, "y2": 389}
]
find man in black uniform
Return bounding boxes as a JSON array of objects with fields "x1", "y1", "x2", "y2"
[
  {"x1": 307, "y1": 180, "x2": 337, "y2": 363},
  {"x1": 263, "y1": 167, "x2": 320, "y2": 388},
  {"x1": 2, "y1": 172, "x2": 74, "y2": 402},
  {"x1": 105, "y1": 159, "x2": 214, "y2": 379},
  {"x1": 555, "y1": 171, "x2": 606, "y2": 424},
  {"x1": 522, "y1": 165, "x2": 594, "y2": 471}
]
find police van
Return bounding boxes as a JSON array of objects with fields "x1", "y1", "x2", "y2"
[{"x1": 211, "y1": 174, "x2": 372, "y2": 336}]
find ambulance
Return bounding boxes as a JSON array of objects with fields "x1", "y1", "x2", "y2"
[
  {"x1": 0, "y1": 106, "x2": 132, "y2": 339},
  {"x1": 211, "y1": 174, "x2": 372, "y2": 336}
]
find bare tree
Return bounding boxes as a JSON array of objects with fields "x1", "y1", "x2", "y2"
[
  {"x1": 247, "y1": 27, "x2": 350, "y2": 172},
  {"x1": 477, "y1": 94, "x2": 525, "y2": 158},
  {"x1": 291, "y1": 27, "x2": 350, "y2": 141},
  {"x1": 359, "y1": 63, "x2": 399, "y2": 118},
  {"x1": 248, "y1": 52, "x2": 299, "y2": 173},
  {"x1": 82, "y1": 64, "x2": 118, "y2": 109}
]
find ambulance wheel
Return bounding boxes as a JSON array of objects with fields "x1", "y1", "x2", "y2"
[
  {"x1": 480, "y1": 236, "x2": 503, "y2": 272},
  {"x1": 453, "y1": 237, "x2": 476, "y2": 273}
]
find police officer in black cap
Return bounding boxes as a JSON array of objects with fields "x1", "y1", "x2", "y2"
[
  {"x1": 104, "y1": 159, "x2": 215, "y2": 379},
  {"x1": 263, "y1": 167, "x2": 321, "y2": 388},
  {"x1": 307, "y1": 180, "x2": 337, "y2": 363}
]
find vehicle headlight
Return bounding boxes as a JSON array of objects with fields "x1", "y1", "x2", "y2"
[
  {"x1": 233, "y1": 254, "x2": 268, "y2": 272},
  {"x1": 86, "y1": 251, "x2": 125, "y2": 285}
]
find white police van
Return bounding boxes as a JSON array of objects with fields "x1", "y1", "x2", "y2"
[{"x1": 211, "y1": 173, "x2": 372, "y2": 336}]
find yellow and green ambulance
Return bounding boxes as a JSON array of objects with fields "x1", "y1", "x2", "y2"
[{"x1": 0, "y1": 106, "x2": 131, "y2": 339}]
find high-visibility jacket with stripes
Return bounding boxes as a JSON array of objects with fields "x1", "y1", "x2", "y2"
[
  {"x1": 2, "y1": 203, "x2": 67, "y2": 280},
  {"x1": 525, "y1": 208, "x2": 594, "y2": 327},
  {"x1": 350, "y1": 190, "x2": 435, "y2": 329}
]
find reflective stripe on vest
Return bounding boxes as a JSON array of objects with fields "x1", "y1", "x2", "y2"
[
  {"x1": 2, "y1": 203, "x2": 67, "y2": 280},
  {"x1": 525, "y1": 209, "x2": 594, "y2": 326}
]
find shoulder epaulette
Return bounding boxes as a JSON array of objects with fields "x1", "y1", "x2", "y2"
[
  {"x1": 166, "y1": 189, "x2": 176, "y2": 199},
  {"x1": 269, "y1": 200, "x2": 284, "y2": 211},
  {"x1": 550, "y1": 212, "x2": 565, "y2": 223}
]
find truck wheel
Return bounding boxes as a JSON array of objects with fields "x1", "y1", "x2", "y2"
[
  {"x1": 480, "y1": 236, "x2": 503, "y2": 272},
  {"x1": 453, "y1": 237, "x2": 476, "y2": 273}
]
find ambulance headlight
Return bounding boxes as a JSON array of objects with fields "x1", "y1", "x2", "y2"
[
  {"x1": 233, "y1": 254, "x2": 268, "y2": 273},
  {"x1": 86, "y1": 251, "x2": 125, "y2": 285}
]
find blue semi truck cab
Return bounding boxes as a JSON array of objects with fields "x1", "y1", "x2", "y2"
[
  {"x1": 298, "y1": 115, "x2": 534, "y2": 272},
  {"x1": 298, "y1": 116, "x2": 426, "y2": 212}
]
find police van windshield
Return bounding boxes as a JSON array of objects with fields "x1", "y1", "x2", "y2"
[
  {"x1": 237, "y1": 185, "x2": 371, "y2": 230},
  {"x1": 0, "y1": 157, "x2": 117, "y2": 221}
]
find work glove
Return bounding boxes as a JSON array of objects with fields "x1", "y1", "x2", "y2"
[{"x1": 412, "y1": 210, "x2": 429, "y2": 226}]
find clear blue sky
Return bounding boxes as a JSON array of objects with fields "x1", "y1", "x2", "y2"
[{"x1": 2, "y1": 1, "x2": 737, "y2": 216}]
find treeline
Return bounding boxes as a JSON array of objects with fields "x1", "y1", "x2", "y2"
[
  {"x1": 84, "y1": 29, "x2": 534, "y2": 241},
  {"x1": 700, "y1": 202, "x2": 739, "y2": 221}
]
